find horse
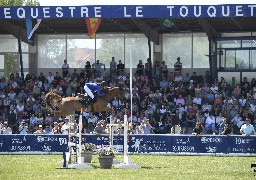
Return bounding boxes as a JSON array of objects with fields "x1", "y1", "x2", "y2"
[{"x1": 44, "y1": 87, "x2": 125, "y2": 118}]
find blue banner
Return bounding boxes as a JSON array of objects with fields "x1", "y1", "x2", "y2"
[
  {"x1": 0, "y1": 5, "x2": 256, "y2": 19},
  {"x1": 0, "y1": 135, "x2": 255, "y2": 154}
]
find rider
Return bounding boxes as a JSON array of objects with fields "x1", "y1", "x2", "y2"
[{"x1": 83, "y1": 81, "x2": 108, "y2": 107}]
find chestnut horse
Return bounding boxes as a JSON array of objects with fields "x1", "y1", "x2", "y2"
[{"x1": 45, "y1": 87, "x2": 125, "y2": 118}]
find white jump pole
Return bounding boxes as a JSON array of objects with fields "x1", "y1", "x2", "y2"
[
  {"x1": 115, "y1": 50, "x2": 140, "y2": 169},
  {"x1": 68, "y1": 114, "x2": 93, "y2": 169}
]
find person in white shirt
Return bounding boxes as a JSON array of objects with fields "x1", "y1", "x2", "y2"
[
  {"x1": 193, "y1": 94, "x2": 202, "y2": 105},
  {"x1": 1, "y1": 122, "x2": 12, "y2": 134},
  {"x1": 231, "y1": 112, "x2": 244, "y2": 128},
  {"x1": 174, "y1": 73, "x2": 183, "y2": 82},
  {"x1": 240, "y1": 118, "x2": 255, "y2": 136},
  {"x1": 46, "y1": 72, "x2": 54, "y2": 84},
  {"x1": 61, "y1": 118, "x2": 69, "y2": 135},
  {"x1": 62, "y1": 59, "x2": 69, "y2": 78},
  {"x1": 19, "y1": 121, "x2": 28, "y2": 134},
  {"x1": 205, "y1": 113, "x2": 215, "y2": 134}
]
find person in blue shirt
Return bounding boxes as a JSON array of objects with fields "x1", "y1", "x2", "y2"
[{"x1": 83, "y1": 81, "x2": 108, "y2": 107}]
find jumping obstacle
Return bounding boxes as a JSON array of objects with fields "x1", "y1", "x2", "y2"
[
  {"x1": 66, "y1": 115, "x2": 93, "y2": 169},
  {"x1": 115, "y1": 114, "x2": 141, "y2": 169}
]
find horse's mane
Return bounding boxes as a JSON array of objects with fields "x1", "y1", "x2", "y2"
[{"x1": 45, "y1": 92, "x2": 62, "y2": 110}]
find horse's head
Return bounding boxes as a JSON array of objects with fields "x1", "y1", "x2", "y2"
[{"x1": 44, "y1": 92, "x2": 62, "y2": 111}]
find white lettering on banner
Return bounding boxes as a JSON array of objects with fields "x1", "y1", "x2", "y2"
[
  {"x1": 11, "y1": 137, "x2": 23, "y2": 144},
  {"x1": 42, "y1": 145, "x2": 51, "y2": 151},
  {"x1": 4, "y1": 8, "x2": 11, "y2": 18},
  {"x1": 235, "y1": 137, "x2": 254, "y2": 145},
  {"x1": 232, "y1": 147, "x2": 255, "y2": 152},
  {"x1": 11, "y1": 146, "x2": 31, "y2": 151},
  {"x1": 56, "y1": 7, "x2": 63, "y2": 17},
  {"x1": 136, "y1": 6, "x2": 143, "y2": 17},
  {"x1": 206, "y1": 146, "x2": 217, "y2": 153},
  {"x1": 201, "y1": 137, "x2": 222, "y2": 143},
  {"x1": 180, "y1": 6, "x2": 188, "y2": 17},
  {"x1": 94, "y1": 7, "x2": 101, "y2": 17},
  {"x1": 207, "y1": 6, "x2": 216, "y2": 17},
  {"x1": 236, "y1": 6, "x2": 243, "y2": 17},
  {"x1": 0, "y1": 141, "x2": 3, "y2": 147},
  {"x1": 59, "y1": 138, "x2": 67, "y2": 145},
  {"x1": 194, "y1": 6, "x2": 201, "y2": 17},
  {"x1": 43, "y1": 7, "x2": 50, "y2": 18},
  {"x1": 37, "y1": 136, "x2": 44, "y2": 142},
  {"x1": 222, "y1": 6, "x2": 230, "y2": 17},
  {"x1": 81, "y1": 7, "x2": 89, "y2": 17},
  {"x1": 173, "y1": 146, "x2": 195, "y2": 152},
  {"x1": 124, "y1": 7, "x2": 131, "y2": 17},
  {"x1": 248, "y1": 5, "x2": 256, "y2": 16},
  {"x1": 31, "y1": 8, "x2": 39, "y2": 18},
  {"x1": 113, "y1": 145, "x2": 123, "y2": 151},
  {"x1": 167, "y1": 6, "x2": 174, "y2": 16},
  {"x1": 17, "y1": 8, "x2": 25, "y2": 18},
  {"x1": 176, "y1": 137, "x2": 191, "y2": 144},
  {"x1": 69, "y1": 7, "x2": 76, "y2": 17}
]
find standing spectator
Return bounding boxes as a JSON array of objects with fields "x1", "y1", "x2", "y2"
[
  {"x1": 117, "y1": 60, "x2": 125, "y2": 76},
  {"x1": 109, "y1": 57, "x2": 117, "y2": 79},
  {"x1": 37, "y1": 72, "x2": 46, "y2": 83},
  {"x1": 240, "y1": 118, "x2": 255, "y2": 136},
  {"x1": 174, "y1": 57, "x2": 182, "y2": 75},
  {"x1": 136, "y1": 60, "x2": 144, "y2": 76},
  {"x1": 144, "y1": 58, "x2": 152, "y2": 79},
  {"x1": 92, "y1": 60, "x2": 105, "y2": 73},
  {"x1": 62, "y1": 59, "x2": 69, "y2": 78}
]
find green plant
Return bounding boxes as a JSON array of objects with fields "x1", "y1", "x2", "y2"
[
  {"x1": 81, "y1": 143, "x2": 96, "y2": 152},
  {"x1": 97, "y1": 146, "x2": 115, "y2": 157}
]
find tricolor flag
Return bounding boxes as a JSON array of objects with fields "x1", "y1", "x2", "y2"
[{"x1": 85, "y1": 18, "x2": 102, "y2": 39}]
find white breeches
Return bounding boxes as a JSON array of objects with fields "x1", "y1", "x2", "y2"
[{"x1": 84, "y1": 85, "x2": 94, "y2": 99}]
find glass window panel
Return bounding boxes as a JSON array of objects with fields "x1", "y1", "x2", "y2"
[
  {"x1": 96, "y1": 34, "x2": 124, "y2": 68},
  {"x1": 217, "y1": 40, "x2": 241, "y2": 48},
  {"x1": 236, "y1": 50, "x2": 249, "y2": 69},
  {"x1": 193, "y1": 33, "x2": 209, "y2": 68},
  {"x1": 21, "y1": 42, "x2": 29, "y2": 52},
  {"x1": 38, "y1": 35, "x2": 66, "y2": 68},
  {"x1": 250, "y1": 50, "x2": 256, "y2": 69},
  {"x1": 4, "y1": 53, "x2": 18, "y2": 78},
  {"x1": 0, "y1": 55, "x2": 4, "y2": 69},
  {"x1": 67, "y1": 35, "x2": 96, "y2": 68},
  {"x1": 225, "y1": 50, "x2": 236, "y2": 69},
  {"x1": 221, "y1": 32, "x2": 251, "y2": 37},
  {"x1": 22, "y1": 54, "x2": 29, "y2": 68},
  {"x1": 163, "y1": 33, "x2": 192, "y2": 68},
  {"x1": 0, "y1": 35, "x2": 18, "y2": 52},
  {"x1": 125, "y1": 34, "x2": 151, "y2": 68},
  {"x1": 242, "y1": 40, "x2": 256, "y2": 48}
]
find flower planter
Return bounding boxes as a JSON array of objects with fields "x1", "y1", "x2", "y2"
[
  {"x1": 81, "y1": 151, "x2": 93, "y2": 163},
  {"x1": 98, "y1": 156, "x2": 114, "y2": 169}
]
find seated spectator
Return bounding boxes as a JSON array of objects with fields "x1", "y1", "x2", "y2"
[
  {"x1": 34, "y1": 124, "x2": 45, "y2": 134},
  {"x1": 205, "y1": 112, "x2": 215, "y2": 134},
  {"x1": 221, "y1": 123, "x2": 232, "y2": 135},
  {"x1": 231, "y1": 112, "x2": 244, "y2": 134},
  {"x1": 206, "y1": 90, "x2": 215, "y2": 103},
  {"x1": 19, "y1": 120, "x2": 28, "y2": 134},
  {"x1": 93, "y1": 122, "x2": 104, "y2": 135},
  {"x1": 140, "y1": 119, "x2": 153, "y2": 134},
  {"x1": 174, "y1": 73, "x2": 183, "y2": 83},
  {"x1": 240, "y1": 118, "x2": 255, "y2": 136},
  {"x1": 1, "y1": 122, "x2": 12, "y2": 134},
  {"x1": 192, "y1": 122, "x2": 204, "y2": 136},
  {"x1": 186, "y1": 110, "x2": 196, "y2": 129}
]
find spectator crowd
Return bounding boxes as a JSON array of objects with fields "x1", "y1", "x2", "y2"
[{"x1": 0, "y1": 57, "x2": 255, "y2": 136}]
